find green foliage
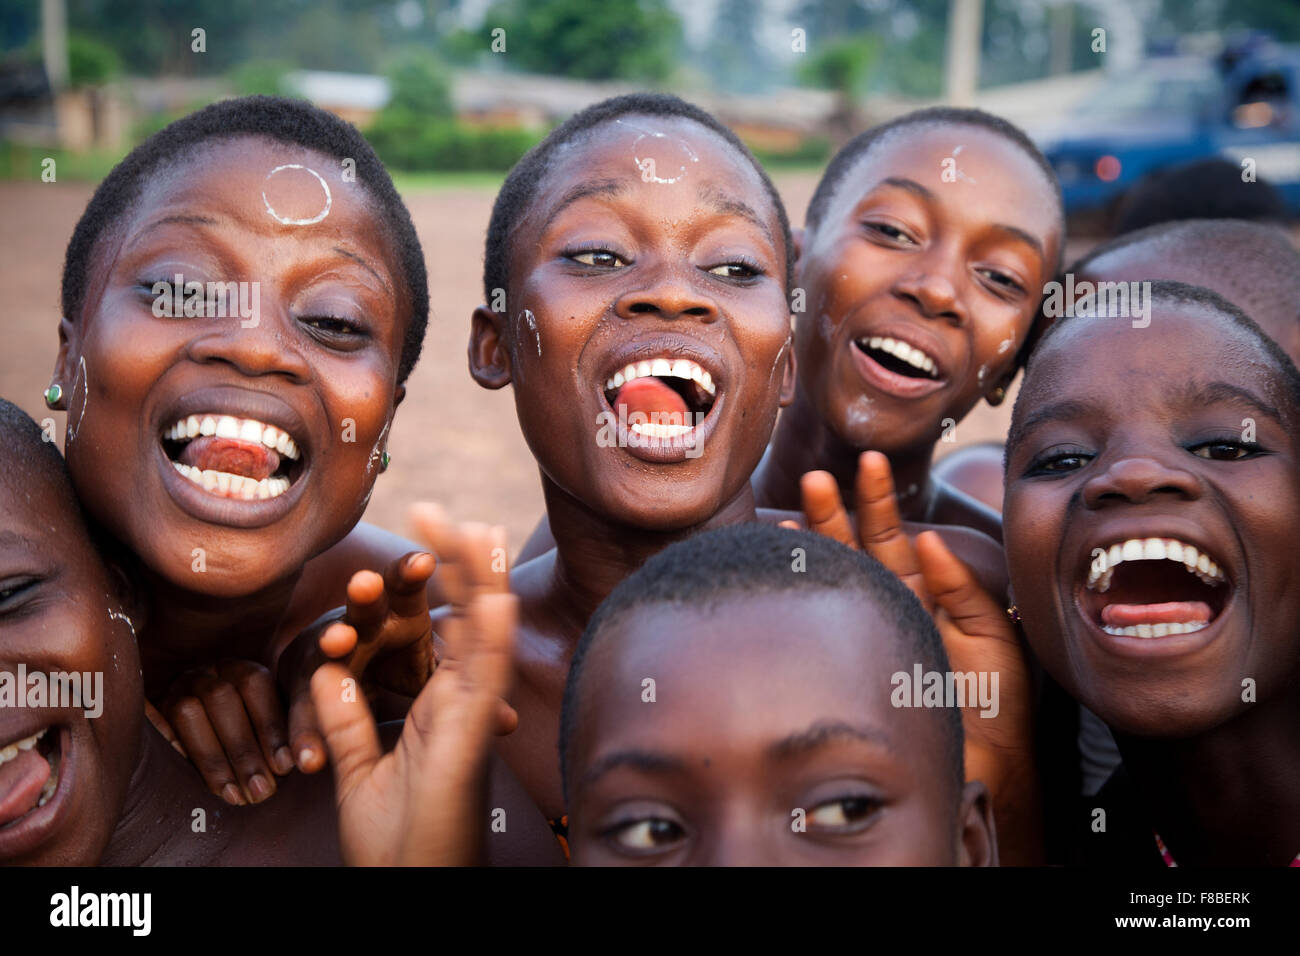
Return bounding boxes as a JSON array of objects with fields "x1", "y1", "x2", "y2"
[
  {"x1": 67, "y1": 33, "x2": 122, "y2": 87},
  {"x1": 798, "y1": 35, "x2": 877, "y2": 97},
  {"x1": 366, "y1": 115, "x2": 542, "y2": 172},
  {"x1": 231, "y1": 59, "x2": 293, "y2": 96},
  {"x1": 486, "y1": 0, "x2": 682, "y2": 81},
  {"x1": 750, "y1": 136, "x2": 831, "y2": 168},
  {"x1": 383, "y1": 48, "x2": 453, "y2": 118}
]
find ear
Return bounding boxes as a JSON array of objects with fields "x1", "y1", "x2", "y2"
[
  {"x1": 49, "y1": 317, "x2": 79, "y2": 409},
  {"x1": 791, "y1": 226, "x2": 805, "y2": 270},
  {"x1": 778, "y1": 338, "x2": 797, "y2": 407},
  {"x1": 985, "y1": 366, "x2": 1016, "y2": 407},
  {"x1": 469, "y1": 305, "x2": 512, "y2": 390},
  {"x1": 956, "y1": 780, "x2": 998, "y2": 867}
]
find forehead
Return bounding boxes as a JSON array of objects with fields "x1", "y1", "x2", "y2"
[
  {"x1": 829, "y1": 123, "x2": 1059, "y2": 233},
  {"x1": 0, "y1": 455, "x2": 91, "y2": 559},
  {"x1": 580, "y1": 590, "x2": 925, "y2": 748},
  {"x1": 529, "y1": 115, "x2": 779, "y2": 229},
  {"x1": 1021, "y1": 306, "x2": 1283, "y2": 421}
]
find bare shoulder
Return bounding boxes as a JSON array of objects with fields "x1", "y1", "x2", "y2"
[{"x1": 931, "y1": 480, "x2": 1003, "y2": 543}]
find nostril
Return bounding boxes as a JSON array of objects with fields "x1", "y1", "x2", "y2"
[{"x1": 628, "y1": 302, "x2": 658, "y2": 314}]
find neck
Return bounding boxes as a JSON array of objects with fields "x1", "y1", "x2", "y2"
[
  {"x1": 1115, "y1": 688, "x2": 1300, "y2": 866},
  {"x1": 758, "y1": 387, "x2": 935, "y2": 520},
  {"x1": 137, "y1": 561, "x2": 301, "y2": 694},
  {"x1": 100, "y1": 723, "x2": 230, "y2": 866},
  {"x1": 540, "y1": 474, "x2": 760, "y2": 633}
]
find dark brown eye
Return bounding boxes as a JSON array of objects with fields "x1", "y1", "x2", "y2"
[{"x1": 1192, "y1": 441, "x2": 1256, "y2": 461}]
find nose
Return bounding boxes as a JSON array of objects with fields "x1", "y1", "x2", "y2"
[
  {"x1": 1082, "y1": 453, "x2": 1201, "y2": 509},
  {"x1": 892, "y1": 250, "x2": 965, "y2": 325},
  {"x1": 613, "y1": 262, "x2": 718, "y2": 323},
  {"x1": 185, "y1": 298, "x2": 312, "y2": 382}
]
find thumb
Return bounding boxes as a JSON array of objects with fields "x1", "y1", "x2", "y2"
[
  {"x1": 310, "y1": 663, "x2": 382, "y2": 803},
  {"x1": 915, "y1": 531, "x2": 1014, "y2": 643}
]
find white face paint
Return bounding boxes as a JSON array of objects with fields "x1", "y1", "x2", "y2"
[
  {"x1": 66, "y1": 356, "x2": 88, "y2": 444},
  {"x1": 262, "y1": 164, "x2": 332, "y2": 226},
  {"x1": 616, "y1": 118, "x2": 699, "y2": 185},
  {"x1": 366, "y1": 419, "x2": 391, "y2": 478},
  {"x1": 948, "y1": 144, "x2": 977, "y2": 185},
  {"x1": 977, "y1": 363, "x2": 989, "y2": 387},
  {"x1": 844, "y1": 394, "x2": 874, "y2": 430},
  {"x1": 524, "y1": 309, "x2": 541, "y2": 357}
]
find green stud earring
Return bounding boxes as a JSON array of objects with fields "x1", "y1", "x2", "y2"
[
  {"x1": 380, "y1": 450, "x2": 391, "y2": 472},
  {"x1": 44, "y1": 383, "x2": 62, "y2": 407}
]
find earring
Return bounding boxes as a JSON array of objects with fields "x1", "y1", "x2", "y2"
[
  {"x1": 987, "y1": 385, "x2": 1007, "y2": 407},
  {"x1": 44, "y1": 383, "x2": 63, "y2": 407},
  {"x1": 1005, "y1": 604, "x2": 1021, "y2": 623},
  {"x1": 380, "y1": 450, "x2": 391, "y2": 472}
]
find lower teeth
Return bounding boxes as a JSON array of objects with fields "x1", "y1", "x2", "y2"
[
  {"x1": 36, "y1": 750, "x2": 60, "y2": 808},
  {"x1": 1101, "y1": 621, "x2": 1208, "y2": 638}
]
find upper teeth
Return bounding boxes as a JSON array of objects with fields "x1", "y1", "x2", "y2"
[
  {"x1": 860, "y1": 336, "x2": 937, "y2": 376},
  {"x1": 605, "y1": 358, "x2": 714, "y2": 397},
  {"x1": 1086, "y1": 537, "x2": 1226, "y2": 592},
  {"x1": 164, "y1": 415, "x2": 300, "y2": 460},
  {"x1": 0, "y1": 727, "x2": 46, "y2": 766}
]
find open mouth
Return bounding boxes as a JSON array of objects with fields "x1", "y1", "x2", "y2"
[
  {"x1": 0, "y1": 726, "x2": 62, "y2": 830},
  {"x1": 602, "y1": 357, "x2": 718, "y2": 440},
  {"x1": 1081, "y1": 537, "x2": 1230, "y2": 638},
  {"x1": 853, "y1": 335, "x2": 940, "y2": 380},
  {"x1": 161, "y1": 414, "x2": 303, "y2": 501}
]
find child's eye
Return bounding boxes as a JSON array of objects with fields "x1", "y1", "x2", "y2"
[
  {"x1": 0, "y1": 576, "x2": 40, "y2": 610},
  {"x1": 607, "y1": 817, "x2": 685, "y2": 852},
  {"x1": 301, "y1": 315, "x2": 364, "y2": 337},
  {"x1": 1190, "y1": 440, "x2": 1263, "y2": 461},
  {"x1": 864, "y1": 222, "x2": 916, "y2": 245},
  {"x1": 807, "y1": 795, "x2": 881, "y2": 832},
  {"x1": 705, "y1": 259, "x2": 762, "y2": 280},
  {"x1": 1025, "y1": 447, "x2": 1094, "y2": 476},
  {"x1": 568, "y1": 249, "x2": 628, "y2": 269},
  {"x1": 976, "y1": 268, "x2": 1024, "y2": 294}
]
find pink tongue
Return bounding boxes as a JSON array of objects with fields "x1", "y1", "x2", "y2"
[
  {"x1": 0, "y1": 748, "x2": 51, "y2": 826},
  {"x1": 615, "y1": 377, "x2": 689, "y2": 427},
  {"x1": 1101, "y1": 601, "x2": 1212, "y2": 626},
  {"x1": 179, "y1": 436, "x2": 280, "y2": 480}
]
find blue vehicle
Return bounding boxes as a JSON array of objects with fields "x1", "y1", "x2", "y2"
[{"x1": 1037, "y1": 35, "x2": 1300, "y2": 221}]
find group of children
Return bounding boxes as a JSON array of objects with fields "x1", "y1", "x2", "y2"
[{"x1": 2, "y1": 89, "x2": 1297, "y2": 867}]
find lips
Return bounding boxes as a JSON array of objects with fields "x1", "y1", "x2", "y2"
[
  {"x1": 846, "y1": 324, "x2": 949, "y2": 400},
  {"x1": 1076, "y1": 534, "x2": 1234, "y2": 645},
  {"x1": 596, "y1": 342, "x2": 725, "y2": 464},
  {"x1": 0, "y1": 724, "x2": 70, "y2": 859}
]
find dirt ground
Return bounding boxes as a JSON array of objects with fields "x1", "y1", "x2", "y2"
[{"x1": 0, "y1": 174, "x2": 1037, "y2": 552}]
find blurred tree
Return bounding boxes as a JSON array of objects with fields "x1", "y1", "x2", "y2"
[
  {"x1": 383, "y1": 47, "x2": 453, "y2": 117},
  {"x1": 706, "y1": 0, "x2": 771, "y2": 92},
  {"x1": 67, "y1": 32, "x2": 121, "y2": 86},
  {"x1": 486, "y1": 0, "x2": 682, "y2": 81},
  {"x1": 231, "y1": 58, "x2": 292, "y2": 96},
  {"x1": 798, "y1": 33, "x2": 877, "y2": 146}
]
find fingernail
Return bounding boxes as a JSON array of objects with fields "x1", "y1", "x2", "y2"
[
  {"x1": 221, "y1": 783, "x2": 244, "y2": 806},
  {"x1": 249, "y1": 774, "x2": 273, "y2": 802},
  {"x1": 298, "y1": 747, "x2": 315, "y2": 769},
  {"x1": 274, "y1": 747, "x2": 294, "y2": 773}
]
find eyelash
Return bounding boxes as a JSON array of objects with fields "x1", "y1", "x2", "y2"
[
  {"x1": 0, "y1": 577, "x2": 40, "y2": 611},
  {"x1": 864, "y1": 221, "x2": 915, "y2": 245},
  {"x1": 602, "y1": 816, "x2": 686, "y2": 854},
  {"x1": 862, "y1": 228, "x2": 1025, "y2": 296},
  {"x1": 1024, "y1": 438, "x2": 1268, "y2": 476},
  {"x1": 806, "y1": 794, "x2": 882, "y2": 833}
]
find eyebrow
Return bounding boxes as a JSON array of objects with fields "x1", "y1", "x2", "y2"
[
  {"x1": 1174, "y1": 381, "x2": 1284, "y2": 425},
  {"x1": 138, "y1": 214, "x2": 219, "y2": 236},
  {"x1": 699, "y1": 185, "x2": 774, "y2": 243},
  {"x1": 1007, "y1": 398, "x2": 1102, "y2": 451},
  {"x1": 0, "y1": 530, "x2": 33, "y2": 550},
  {"x1": 331, "y1": 246, "x2": 392, "y2": 294},
  {"x1": 540, "y1": 178, "x2": 630, "y2": 234},
  {"x1": 874, "y1": 177, "x2": 1045, "y2": 258},
  {"x1": 580, "y1": 749, "x2": 689, "y2": 789},
  {"x1": 767, "y1": 720, "x2": 895, "y2": 761}
]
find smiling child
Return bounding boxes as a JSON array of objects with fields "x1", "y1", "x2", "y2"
[
  {"x1": 752, "y1": 107, "x2": 1063, "y2": 544},
  {"x1": 1003, "y1": 281, "x2": 1300, "y2": 866}
]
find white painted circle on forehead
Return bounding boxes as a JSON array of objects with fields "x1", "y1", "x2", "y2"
[
  {"x1": 616, "y1": 118, "x2": 699, "y2": 185},
  {"x1": 262, "y1": 164, "x2": 332, "y2": 226}
]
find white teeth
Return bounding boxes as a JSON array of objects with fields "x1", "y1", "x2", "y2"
[
  {"x1": 630, "y1": 421, "x2": 694, "y2": 439},
  {"x1": 238, "y1": 419, "x2": 263, "y2": 444},
  {"x1": 861, "y1": 336, "x2": 938, "y2": 375},
  {"x1": 1085, "y1": 537, "x2": 1227, "y2": 592},
  {"x1": 603, "y1": 358, "x2": 717, "y2": 398},
  {"x1": 262, "y1": 425, "x2": 279, "y2": 448},
  {"x1": 0, "y1": 727, "x2": 47, "y2": 766},
  {"x1": 175, "y1": 462, "x2": 291, "y2": 499},
  {"x1": 200, "y1": 416, "x2": 217, "y2": 437},
  {"x1": 186, "y1": 415, "x2": 200, "y2": 438},
  {"x1": 1102, "y1": 621, "x2": 1209, "y2": 638},
  {"x1": 215, "y1": 415, "x2": 239, "y2": 439}
]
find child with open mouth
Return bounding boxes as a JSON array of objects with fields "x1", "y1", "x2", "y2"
[
  {"x1": 42, "y1": 95, "x2": 470, "y2": 806},
  {"x1": 1002, "y1": 280, "x2": 1300, "y2": 866},
  {"x1": 751, "y1": 107, "x2": 1063, "y2": 559}
]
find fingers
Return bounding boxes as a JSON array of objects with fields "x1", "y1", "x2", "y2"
[
  {"x1": 144, "y1": 699, "x2": 186, "y2": 758},
  {"x1": 385, "y1": 550, "x2": 436, "y2": 621},
  {"x1": 287, "y1": 687, "x2": 327, "y2": 774},
  {"x1": 310, "y1": 663, "x2": 382, "y2": 805},
  {"x1": 915, "y1": 531, "x2": 1013, "y2": 642},
  {"x1": 164, "y1": 696, "x2": 247, "y2": 806},
  {"x1": 856, "y1": 451, "x2": 928, "y2": 606},
  {"x1": 318, "y1": 620, "x2": 359, "y2": 659},
  {"x1": 217, "y1": 661, "x2": 294, "y2": 775},
  {"x1": 799, "y1": 470, "x2": 857, "y2": 547},
  {"x1": 410, "y1": 503, "x2": 508, "y2": 609},
  {"x1": 344, "y1": 569, "x2": 388, "y2": 639},
  {"x1": 195, "y1": 677, "x2": 278, "y2": 803}
]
